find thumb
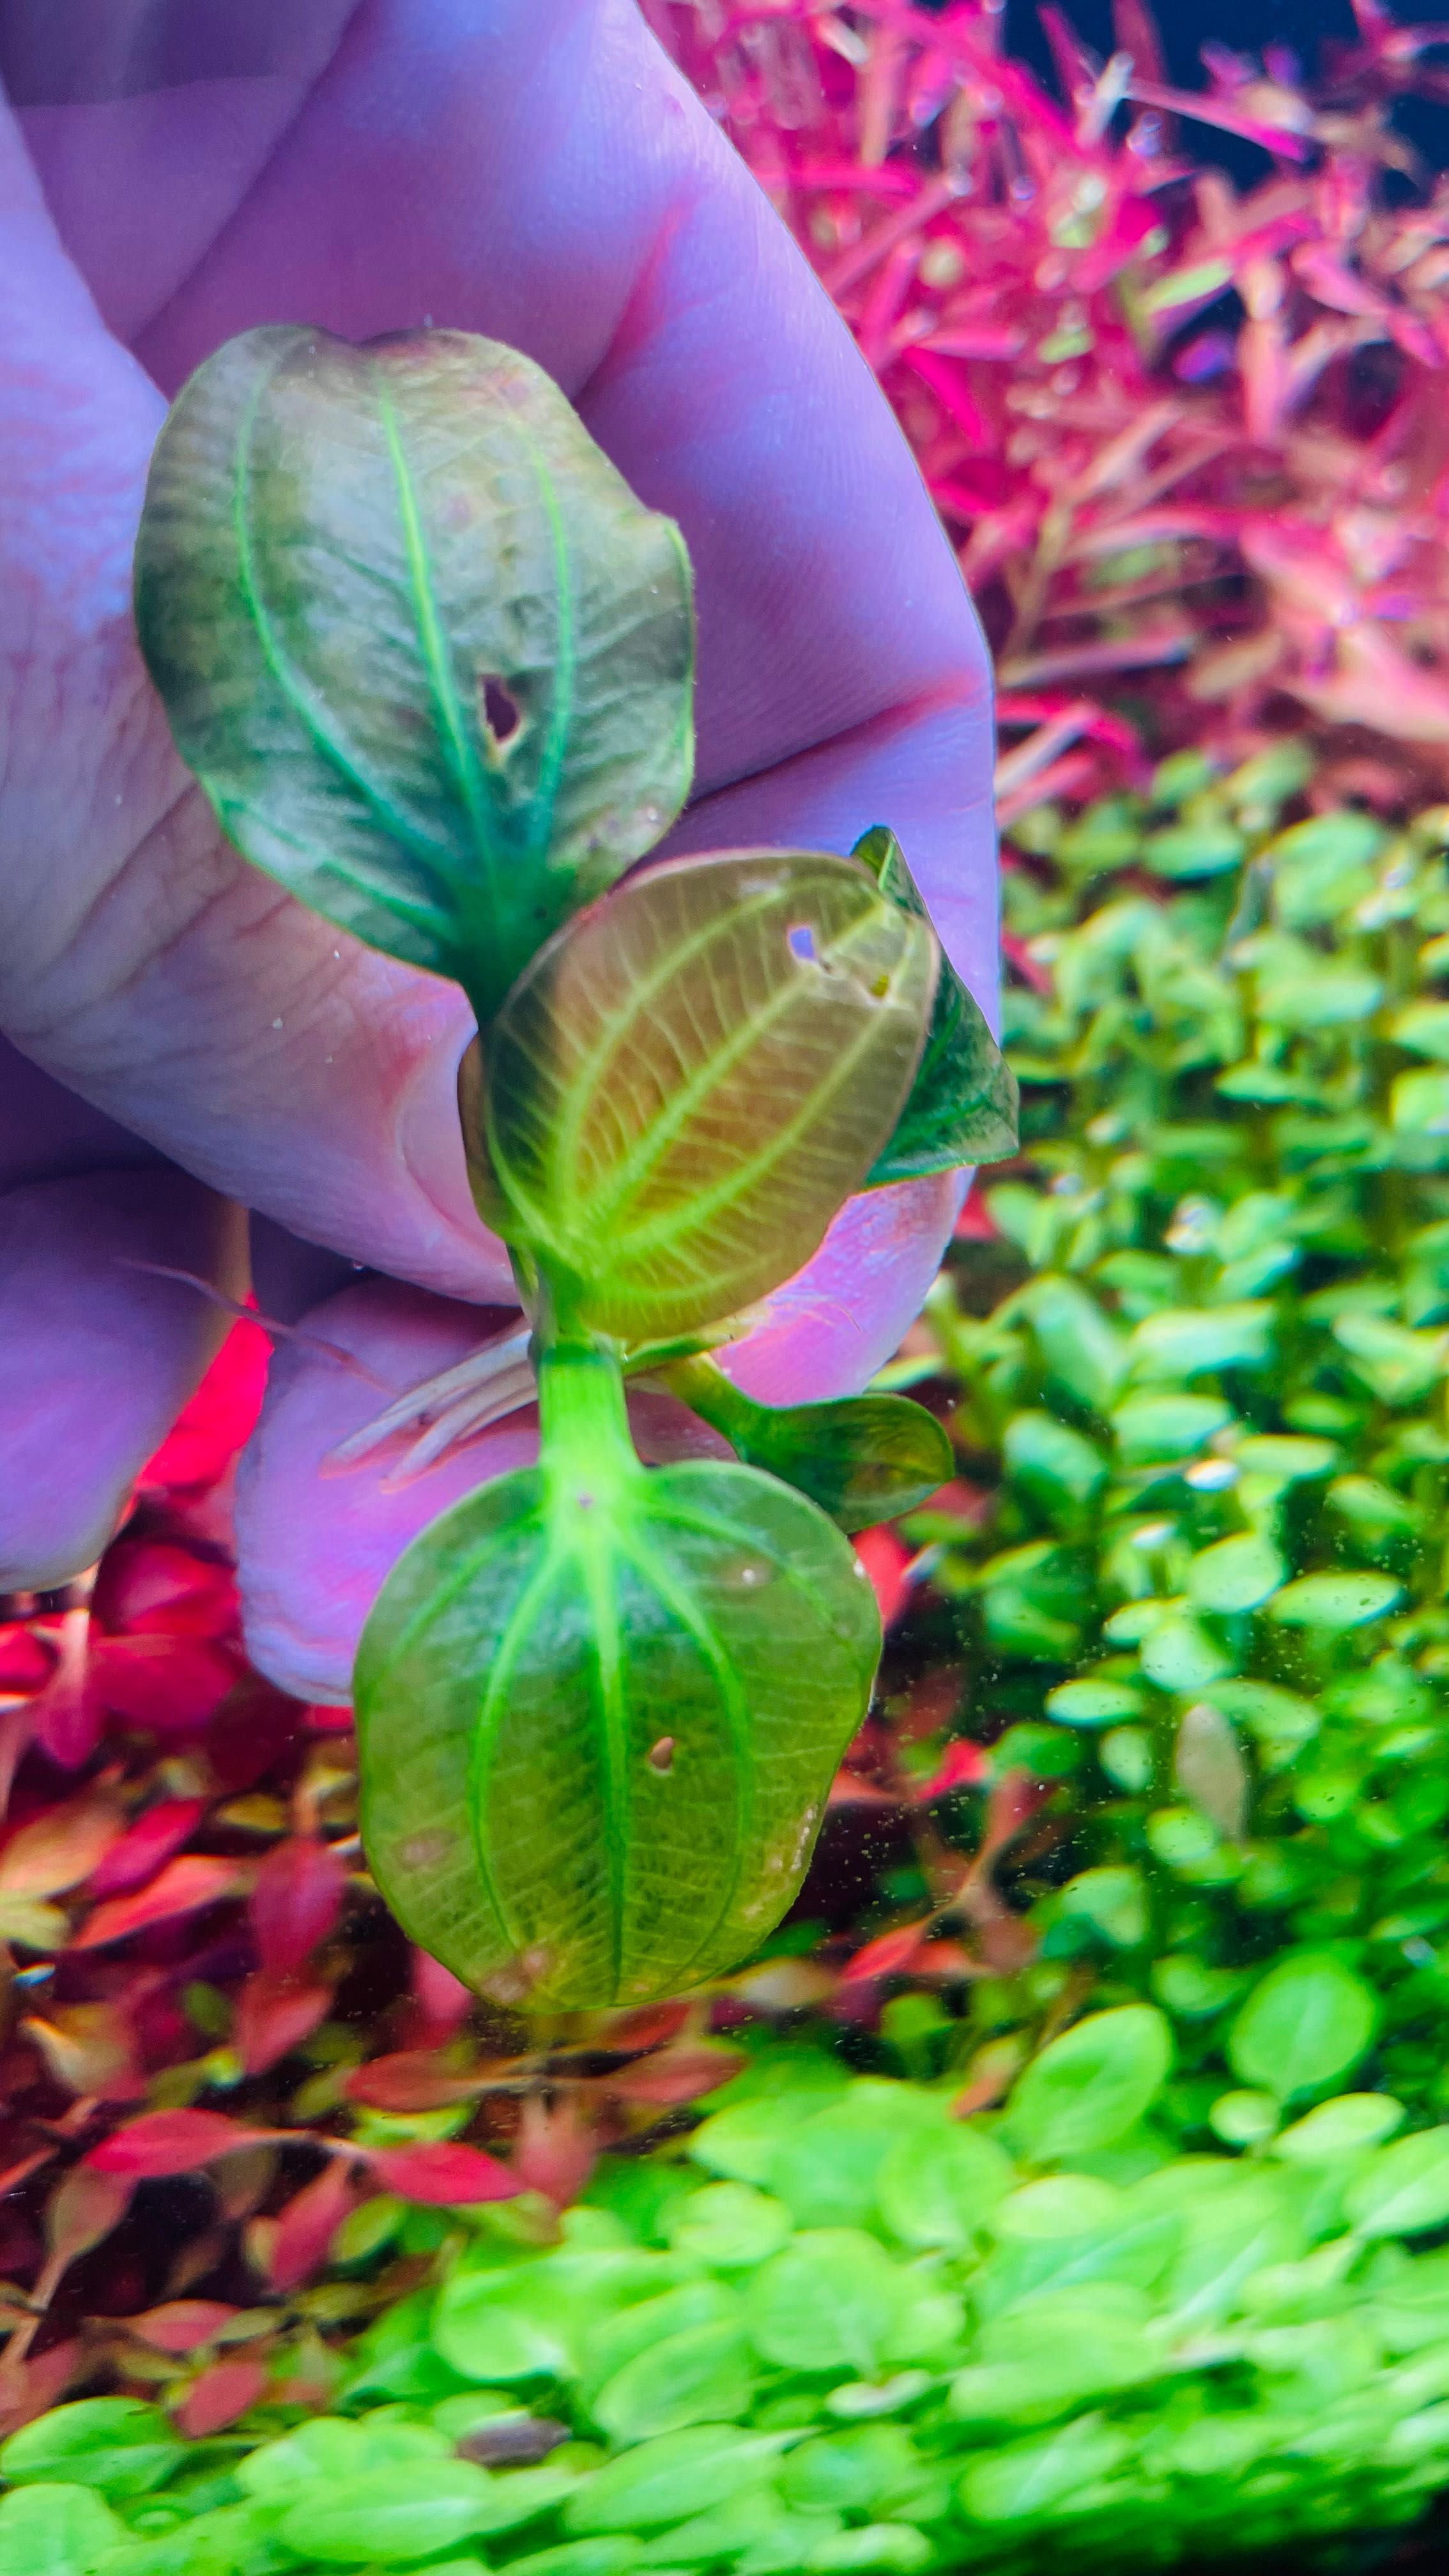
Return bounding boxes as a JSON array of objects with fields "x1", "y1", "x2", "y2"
[{"x1": 0, "y1": 88, "x2": 509, "y2": 1303}]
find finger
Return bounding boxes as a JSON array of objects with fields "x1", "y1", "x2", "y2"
[
  {"x1": 130, "y1": 0, "x2": 995, "y2": 979},
  {"x1": 6, "y1": 0, "x2": 357, "y2": 340},
  {"x1": 234, "y1": 1167, "x2": 959, "y2": 1700},
  {"x1": 0, "y1": 6, "x2": 990, "y2": 1305},
  {"x1": 0, "y1": 88, "x2": 516, "y2": 1299},
  {"x1": 0, "y1": 1165, "x2": 245, "y2": 1590}
]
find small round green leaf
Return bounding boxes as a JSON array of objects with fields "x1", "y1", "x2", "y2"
[
  {"x1": 590, "y1": 2320, "x2": 753, "y2": 2443},
  {"x1": 1272, "y1": 2094, "x2": 1405, "y2": 2162},
  {"x1": 1227, "y1": 1955, "x2": 1378, "y2": 2104},
  {"x1": 0, "y1": 2485, "x2": 125, "y2": 2576},
  {"x1": 1268, "y1": 1572, "x2": 1402, "y2": 1630},
  {"x1": 747, "y1": 2230, "x2": 902, "y2": 2377},
  {"x1": 565, "y1": 2430, "x2": 786, "y2": 2534},
  {"x1": 279, "y1": 2463, "x2": 495, "y2": 2563},
  {"x1": 0, "y1": 2399, "x2": 183, "y2": 2499},
  {"x1": 1006, "y1": 2005, "x2": 1172, "y2": 2161},
  {"x1": 875, "y1": 2122, "x2": 1014, "y2": 2251},
  {"x1": 484, "y1": 849, "x2": 937, "y2": 1340},
  {"x1": 1345, "y1": 2129, "x2": 1449, "y2": 2237},
  {"x1": 1045, "y1": 1678, "x2": 1143, "y2": 1727},
  {"x1": 1186, "y1": 1533, "x2": 1284, "y2": 1614}
]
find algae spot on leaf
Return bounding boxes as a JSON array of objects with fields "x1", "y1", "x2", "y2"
[
  {"x1": 134, "y1": 325, "x2": 695, "y2": 1017},
  {"x1": 483, "y1": 848, "x2": 937, "y2": 1341}
]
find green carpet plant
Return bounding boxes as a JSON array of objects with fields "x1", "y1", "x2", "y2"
[
  {"x1": 12, "y1": 2026, "x2": 1449, "y2": 2574},
  {"x1": 886, "y1": 749, "x2": 1449, "y2": 2139}
]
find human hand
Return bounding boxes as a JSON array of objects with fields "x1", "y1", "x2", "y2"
[{"x1": 0, "y1": 0, "x2": 993, "y2": 1696}]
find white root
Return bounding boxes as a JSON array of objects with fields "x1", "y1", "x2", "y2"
[{"x1": 325, "y1": 1322, "x2": 536, "y2": 1487}]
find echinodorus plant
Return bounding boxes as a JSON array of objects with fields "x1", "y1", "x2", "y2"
[{"x1": 135, "y1": 323, "x2": 1016, "y2": 2005}]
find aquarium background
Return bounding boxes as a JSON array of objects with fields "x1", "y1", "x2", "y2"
[{"x1": 11, "y1": 4, "x2": 1449, "y2": 2571}]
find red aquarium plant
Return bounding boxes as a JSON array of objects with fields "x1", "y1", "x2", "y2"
[{"x1": 650, "y1": 0, "x2": 1449, "y2": 813}]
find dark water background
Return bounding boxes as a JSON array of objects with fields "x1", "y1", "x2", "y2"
[{"x1": 995, "y1": 0, "x2": 1449, "y2": 179}]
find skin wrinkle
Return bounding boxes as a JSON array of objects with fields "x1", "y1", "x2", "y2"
[
  {"x1": 0, "y1": 0, "x2": 996, "y2": 1655},
  {"x1": 0, "y1": 0, "x2": 355, "y2": 103}
]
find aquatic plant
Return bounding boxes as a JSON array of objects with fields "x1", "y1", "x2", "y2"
[
  {"x1": 13, "y1": 2036, "x2": 1449, "y2": 2574},
  {"x1": 131, "y1": 325, "x2": 1011, "y2": 2012}
]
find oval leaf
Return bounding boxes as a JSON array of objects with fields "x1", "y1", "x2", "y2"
[
  {"x1": 1227, "y1": 1953, "x2": 1377, "y2": 2103},
  {"x1": 482, "y1": 848, "x2": 937, "y2": 1340},
  {"x1": 854, "y1": 827, "x2": 1018, "y2": 1180},
  {"x1": 355, "y1": 1454, "x2": 880, "y2": 2009},
  {"x1": 664, "y1": 1357, "x2": 952, "y2": 1531},
  {"x1": 135, "y1": 326, "x2": 694, "y2": 1016},
  {"x1": 84, "y1": 2109, "x2": 275, "y2": 2179},
  {"x1": 1345, "y1": 2129, "x2": 1449, "y2": 2237},
  {"x1": 1006, "y1": 2005, "x2": 1172, "y2": 2161}
]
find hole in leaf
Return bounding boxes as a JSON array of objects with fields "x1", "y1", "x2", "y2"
[
  {"x1": 787, "y1": 922, "x2": 818, "y2": 964},
  {"x1": 647, "y1": 1736, "x2": 675, "y2": 1774},
  {"x1": 480, "y1": 673, "x2": 521, "y2": 747}
]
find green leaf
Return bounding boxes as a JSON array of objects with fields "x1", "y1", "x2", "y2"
[
  {"x1": 135, "y1": 326, "x2": 694, "y2": 1017},
  {"x1": 1331, "y1": 1312, "x2": 1446, "y2": 1404},
  {"x1": 875, "y1": 2122, "x2": 1014, "y2": 2252},
  {"x1": 1138, "y1": 1614, "x2": 1233, "y2": 1695},
  {"x1": 1142, "y1": 819, "x2": 1245, "y2": 879},
  {"x1": 958, "y1": 2416, "x2": 1130, "y2": 2524},
  {"x1": 505, "y1": 2547, "x2": 634, "y2": 2576},
  {"x1": 664, "y1": 2184, "x2": 792, "y2": 2271},
  {"x1": 278, "y1": 2462, "x2": 495, "y2": 2563},
  {"x1": 0, "y1": 2487, "x2": 125, "y2": 2576},
  {"x1": 747, "y1": 2230, "x2": 903, "y2": 2376},
  {"x1": 769, "y1": 2085, "x2": 926, "y2": 2231},
  {"x1": 1111, "y1": 1392, "x2": 1232, "y2": 1462},
  {"x1": 1130, "y1": 1304, "x2": 1273, "y2": 1381},
  {"x1": 0, "y1": 2401, "x2": 183, "y2": 2501},
  {"x1": 1006, "y1": 2007, "x2": 1172, "y2": 2160},
  {"x1": 565, "y1": 2431, "x2": 787, "y2": 2535},
  {"x1": 1266, "y1": 811, "x2": 1384, "y2": 925},
  {"x1": 779, "y1": 2426, "x2": 921, "y2": 2517},
  {"x1": 1272, "y1": 2095, "x2": 1405, "y2": 2161},
  {"x1": 1022, "y1": 1278, "x2": 1128, "y2": 1411},
  {"x1": 1257, "y1": 970, "x2": 1383, "y2": 1029},
  {"x1": 590, "y1": 2319, "x2": 753, "y2": 2444},
  {"x1": 852, "y1": 829, "x2": 1017, "y2": 1180},
  {"x1": 804, "y1": 2522, "x2": 931, "y2": 2573},
  {"x1": 1002, "y1": 1412, "x2": 1107, "y2": 1510},
  {"x1": 1056, "y1": 1864, "x2": 1149, "y2": 1949},
  {"x1": 431, "y1": 2261, "x2": 581, "y2": 2384},
  {"x1": 661, "y1": 1358, "x2": 951, "y2": 1533},
  {"x1": 1394, "y1": 1068, "x2": 1449, "y2": 1135},
  {"x1": 482, "y1": 849, "x2": 936, "y2": 1340},
  {"x1": 1346, "y1": 2129, "x2": 1449, "y2": 2237},
  {"x1": 1186, "y1": 1533, "x2": 1284, "y2": 1614},
  {"x1": 355, "y1": 1360, "x2": 880, "y2": 2009},
  {"x1": 1232, "y1": 1434, "x2": 1336, "y2": 1482},
  {"x1": 1227, "y1": 1955, "x2": 1378, "y2": 2103},
  {"x1": 1268, "y1": 1570, "x2": 1402, "y2": 1630},
  {"x1": 1045, "y1": 1678, "x2": 1144, "y2": 1727}
]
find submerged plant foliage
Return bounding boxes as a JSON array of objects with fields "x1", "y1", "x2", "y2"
[
  {"x1": 16, "y1": 2034, "x2": 1449, "y2": 2575},
  {"x1": 843, "y1": 753, "x2": 1449, "y2": 2144},
  {"x1": 134, "y1": 324, "x2": 1012, "y2": 2007}
]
